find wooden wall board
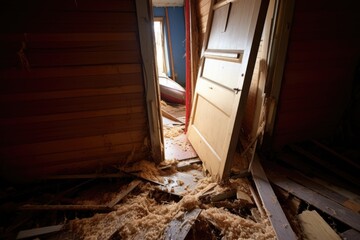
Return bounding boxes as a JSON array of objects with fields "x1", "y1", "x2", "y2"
[
  {"x1": 0, "y1": 0, "x2": 154, "y2": 181},
  {"x1": 271, "y1": 0, "x2": 360, "y2": 149}
]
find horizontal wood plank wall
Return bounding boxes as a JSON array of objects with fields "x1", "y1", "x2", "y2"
[
  {"x1": 0, "y1": 0, "x2": 150, "y2": 181},
  {"x1": 272, "y1": 0, "x2": 360, "y2": 149}
]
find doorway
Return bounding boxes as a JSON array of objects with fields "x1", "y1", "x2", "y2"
[{"x1": 152, "y1": 3, "x2": 197, "y2": 162}]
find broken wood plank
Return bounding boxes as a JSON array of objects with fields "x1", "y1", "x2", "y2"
[
  {"x1": 267, "y1": 173, "x2": 360, "y2": 232},
  {"x1": 106, "y1": 179, "x2": 141, "y2": 208},
  {"x1": 164, "y1": 208, "x2": 202, "y2": 240},
  {"x1": 340, "y1": 229, "x2": 360, "y2": 240},
  {"x1": 210, "y1": 189, "x2": 236, "y2": 202},
  {"x1": 298, "y1": 210, "x2": 341, "y2": 240},
  {"x1": 248, "y1": 181, "x2": 266, "y2": 218},
  {"x1": 251, "y1": 155, "x2": 297, "y2": 240},
  {"x1": 16, "y1": 224, "x2": 63, "y2": 239},
  {"x1": 199, "y1": 189, "x2": 237, "y2": 203},
  {"x1": 162, "y1": 109, "x2": 183, "y2": 123},
  {"x1": 19, "y1": 204, "x2": 112, "y2": 211}
]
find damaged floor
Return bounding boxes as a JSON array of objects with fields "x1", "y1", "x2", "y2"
[
  {"x1": 0, "y1": 159, "x2": 275, "y2": 240},
  {"x1": 1, "y1": 103, "x2": 359, "y2": 239}
]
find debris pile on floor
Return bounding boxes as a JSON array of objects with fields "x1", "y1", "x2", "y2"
[
  {"x1": 0, "y1": 159, "x2": 277, "y2": 240},
  {"x1": 68, "y1": 176, "x2": 276, "y2": 240}
]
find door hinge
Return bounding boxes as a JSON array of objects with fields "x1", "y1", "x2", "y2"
[{"x1": 233, "y1": 88, "x2": 241, "y2": 94}]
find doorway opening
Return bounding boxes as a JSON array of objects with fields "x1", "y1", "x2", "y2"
[{"x1": 152, "y1": 4, "x2": 197, "y2": 162}]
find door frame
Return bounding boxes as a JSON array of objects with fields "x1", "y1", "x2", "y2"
[{"x1": 135, "y1": 0, "x2": 164, "y2": 163}]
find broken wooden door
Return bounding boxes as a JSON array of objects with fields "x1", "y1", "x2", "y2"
[{"x1": 187, "y1": 0, "x2": 269, "y2": 181}]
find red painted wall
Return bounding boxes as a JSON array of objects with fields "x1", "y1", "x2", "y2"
[{"x1": 272, "y1": 0, "x2": 360, "y2": 149}]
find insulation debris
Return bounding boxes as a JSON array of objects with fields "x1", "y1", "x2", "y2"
[
  {"x1": 120, "y1": 160, "x2": 172, "y2": 184},
  {"x1": 164, "y1": 125, "x2": 184, "y2": 138},
  {"x1": 68, "y1": 179, "x2": 275, "y2": 240},
  {"x1": 201, "y1": 208, "x2": 276, "y2": 239},
  {"x1": 4, "y1": 160, "x2": 276, "y2": 239}
]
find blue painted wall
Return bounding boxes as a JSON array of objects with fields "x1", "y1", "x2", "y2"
[{"x1": 153, "y1": 7, "x2": 186, "y2": 87}]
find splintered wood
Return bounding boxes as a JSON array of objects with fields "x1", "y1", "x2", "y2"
[{"x1": 66, "y1": 160, "x2": 276, "y2": 240}]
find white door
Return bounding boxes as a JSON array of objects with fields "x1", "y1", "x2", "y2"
[{"x1": 187, "y1": 0, "x2": 269, "y2": 181}]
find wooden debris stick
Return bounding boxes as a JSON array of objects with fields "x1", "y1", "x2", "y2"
[
  {"x1": 19, "y1": 204, "x2": 112, "y2": 211},
  {"x1": 106, "y1": 179, "x2": 141, "y2": 208},
  {"x1": 176, "y1": 158, "x2": 202, "y2": 170},
  {"x1": 16, "y1": 224, "x2": 64, "y2": 239},
  {"x1": 340, "y1": 229, "x2": 360, "y2": 240},
  {"x1": 267, "y1": 173, "x2": 360, "y2": 232},
  {"x1": 164, "y1": 208, "x2": 202, "y2": 240},
  {"x1": 248, "y1": 183, "x2": 266, "y2": 218},
  {"x1": 199, "y1": 189, "x2": 237, "y2": 203},
  {"x1": 162, "y1": 109, "x2": 184, "y2": 123},
  {"x1": 251, "y1": 155, "x2": 297, "y2": 240},
  {"x1": 298, "y1": 210, "x2": 341, "y2": 240}
]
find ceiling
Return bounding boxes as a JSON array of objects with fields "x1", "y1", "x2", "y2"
[{"x1": 152, "y1": 0, "x2": 184, "y2": 7}]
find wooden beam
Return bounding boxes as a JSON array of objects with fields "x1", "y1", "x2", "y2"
[
  {"x1": 161, "y1": 109, "x2": 183, "y2": 123},
  {"x1": 251, "y1": 155, "x2": 297, "y2": 240}
]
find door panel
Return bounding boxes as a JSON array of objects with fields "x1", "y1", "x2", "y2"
[
  {"x1": 187, "y1": 0, "x2": 269, "y2": 181},
  {"x1": 202, "y1": 58, "x2": 244, "y2": 90}
]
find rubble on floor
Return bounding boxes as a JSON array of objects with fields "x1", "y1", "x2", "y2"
[{"x1": 0, "y1": 159, "x2": 276, "y2": 240}]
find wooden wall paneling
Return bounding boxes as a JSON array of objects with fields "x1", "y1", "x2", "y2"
[
  {"x1": 0, "y1": 131, "x2": 147, "y2": 158},
  {"x1": 271, "y1": 0, "x2": 360, "y2": 149},
  {"x1": 196, "y1": 0, "x2": 211, "y2": 48},
  {"x1": 0, "y1": 0, "x2": 152, "y2": 181},
  {"x1": 1, "y1": 112, "x2": 147, "y2": 145}
]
